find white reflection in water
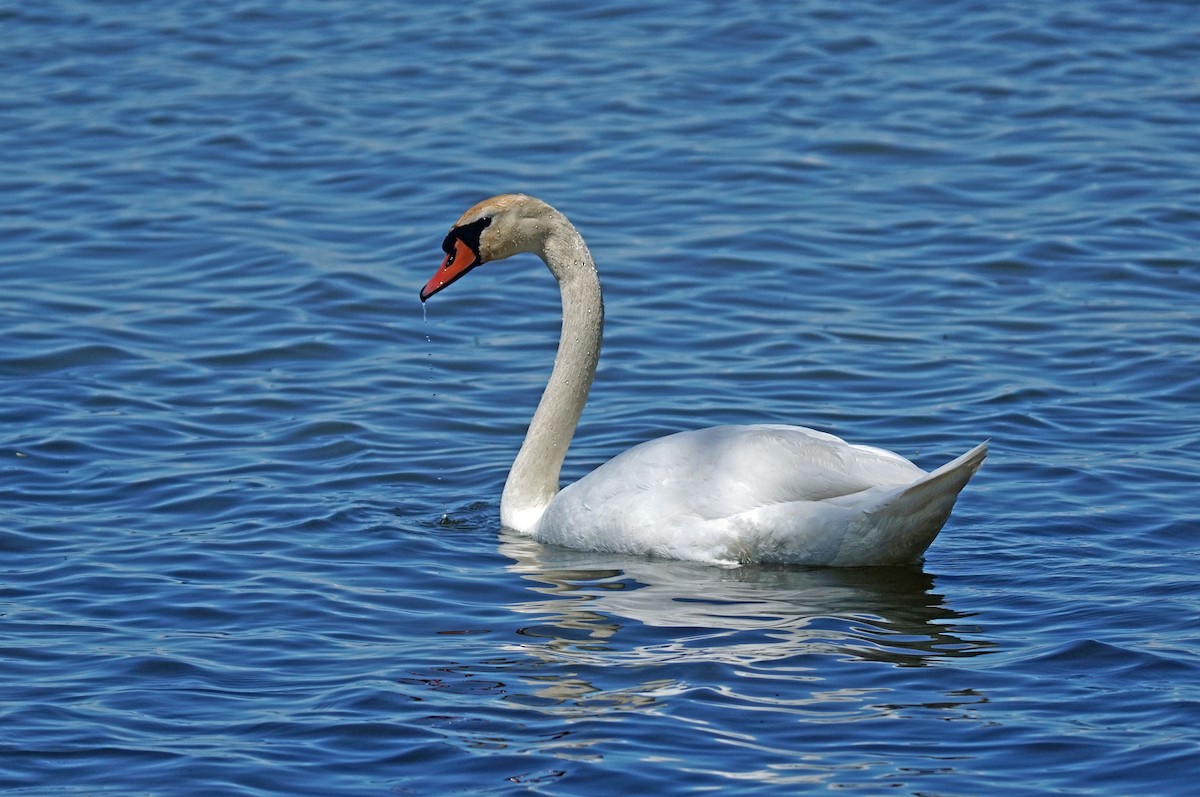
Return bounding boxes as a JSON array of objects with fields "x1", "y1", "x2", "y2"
[{"x1": 499, "y1": 530, "x2": 995, "y2": 670}]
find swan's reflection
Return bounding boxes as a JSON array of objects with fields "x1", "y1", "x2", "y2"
[{"x1": 499, "y1": 530, "x2": 994, "y2": 669}]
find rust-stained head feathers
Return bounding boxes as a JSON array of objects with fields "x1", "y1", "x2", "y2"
[{"x1": 420, "y1": 194, "x2": 561, "y2": 301}]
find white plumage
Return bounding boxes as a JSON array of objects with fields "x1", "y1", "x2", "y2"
[{"x1": 421, "y1": 194, "x2": 986, "y2": 566}]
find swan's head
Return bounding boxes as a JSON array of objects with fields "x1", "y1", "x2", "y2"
[{"x1": 420, "y1": 193, "x2": 556, "y2": 301}]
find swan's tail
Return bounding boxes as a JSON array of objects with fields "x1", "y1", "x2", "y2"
[
  {"x1": 836, "y1": 441, "x2": 989, "y2": 565},
  {"x1": 922, "y1": 441, "x2": 989, "y2": 493}
]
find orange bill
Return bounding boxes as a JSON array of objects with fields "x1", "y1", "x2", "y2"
[{"x1": 420, "y1": 237, "x2": 479, "y2": 301}]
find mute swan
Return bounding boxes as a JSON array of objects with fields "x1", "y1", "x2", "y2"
[{"x1": 420, "y1": 194, "x2": 987, "y2": 566}]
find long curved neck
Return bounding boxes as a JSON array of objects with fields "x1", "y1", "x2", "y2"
[{"x1": 501, "y1": 218, "x2": 603, "y2": 533}]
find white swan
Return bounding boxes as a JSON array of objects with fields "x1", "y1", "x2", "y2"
[{"x1": 420, "y1": 194, "x2": 987, "y2": 566}]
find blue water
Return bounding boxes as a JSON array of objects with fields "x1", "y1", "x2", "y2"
[{"x1": 3, "y1": 0, "x2": 1199, "y2": 793}]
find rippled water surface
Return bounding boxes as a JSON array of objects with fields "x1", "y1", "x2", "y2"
[{"x1": 3, "y1": 1, "x2": 1199, "y2": 794}]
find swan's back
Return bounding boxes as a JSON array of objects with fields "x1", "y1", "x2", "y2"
[{"x1": 536, "y1": 425, "x2": 986, "y2": 566}]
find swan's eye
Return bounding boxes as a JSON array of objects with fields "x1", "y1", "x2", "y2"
[{"x1": 454, "y1": 216, "x2": 492, "y2": 256}]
